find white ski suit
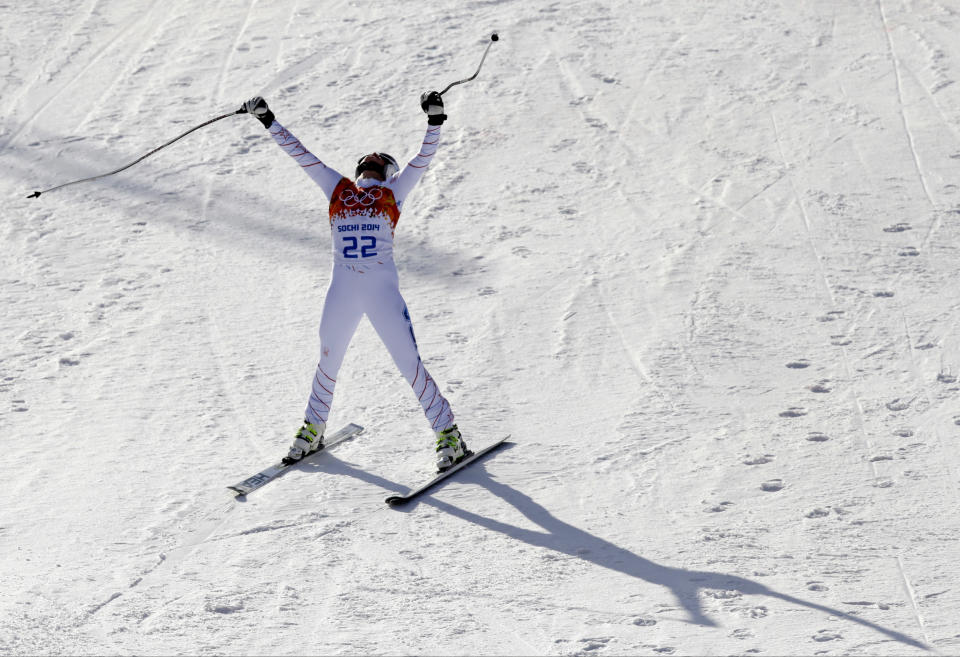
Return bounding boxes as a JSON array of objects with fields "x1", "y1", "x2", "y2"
[{"x1": 267, "y1": 119, "x2": 455, "y2": 433}]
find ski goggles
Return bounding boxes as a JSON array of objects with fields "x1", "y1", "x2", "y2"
[{"x1": 355, "y1": 158, "x2": 397, "y2": 178}]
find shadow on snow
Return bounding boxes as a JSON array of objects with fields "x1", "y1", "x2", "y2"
[{"x1": 306, "y1": 447, "x2": 929, "y2": 653}]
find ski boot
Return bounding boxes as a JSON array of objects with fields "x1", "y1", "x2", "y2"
[
  {"x1": 435, "y1": 425, "x2": 469, "y2": 472},
  {"x1": 283, "y1": 419, "x2": 325, "y2": 464}
]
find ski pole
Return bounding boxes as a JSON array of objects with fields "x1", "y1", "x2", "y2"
[
  {"x1": 27, "y1": 108, "x2": 246, "y2": 199},
  {"x1": 438, "y1": 33, "x2": 499, "y2": 97}
]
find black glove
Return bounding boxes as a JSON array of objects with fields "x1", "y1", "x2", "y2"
[
  {"x1": 241, "y1": 96, "x2": 275, "y2": 129},
  {"x1": 420, "y1": 91, "x2": 446, "y2": 126}
]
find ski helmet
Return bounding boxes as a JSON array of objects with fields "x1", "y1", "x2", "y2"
[{"x1": 355, "y1": 152, "x2": 399, "y2": 179}]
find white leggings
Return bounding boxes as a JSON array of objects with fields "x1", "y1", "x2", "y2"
[{"x1": 305, "y1": 266, "x2": 455, "y2": 432}]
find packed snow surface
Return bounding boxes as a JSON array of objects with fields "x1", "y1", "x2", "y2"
[{"x1": 2, "y1": 0, "x2": 959, "y2": 654}]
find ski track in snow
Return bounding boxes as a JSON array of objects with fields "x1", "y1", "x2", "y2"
[
  {"x1": 2, "y1": 0, "x2": 960, "y2": 655},
  {"x1": 875, "y1": 0, "x2": 940, "y2": 249}
]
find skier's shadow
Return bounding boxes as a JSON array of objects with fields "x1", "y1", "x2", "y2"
[{"x1": 321, "y1": 449, "x2": 929, "y2": 652}]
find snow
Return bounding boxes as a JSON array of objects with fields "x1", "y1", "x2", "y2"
[{"x1": 1, "y1": 0, "x2": 959, "y2": 654}]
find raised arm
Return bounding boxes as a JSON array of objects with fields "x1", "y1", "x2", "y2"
[
  {"x1": 389, "y1": 90, "x2": 447, "y2": 205},
  {"x1": 267, "y1": 121, "x2": 343, "y2": 199},
  {"x1": 243, "y1": 96, "x2": 343, "y2": 200},
  {"x1": 390, "y1": 123, "x2": 441, "y2": 204}
]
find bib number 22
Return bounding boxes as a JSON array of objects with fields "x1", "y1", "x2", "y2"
[{"x1": 343, "y1": 236, "x2": 377, "y2": 259}]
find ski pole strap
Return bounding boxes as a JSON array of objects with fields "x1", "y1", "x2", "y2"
[{"x1": 28, "y1": 109, "x2": 244, "y2": 199}]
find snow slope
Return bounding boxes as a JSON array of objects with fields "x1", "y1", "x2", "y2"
[{"x1": 2, "y1": 0, "x2": 959, "y2": 654}]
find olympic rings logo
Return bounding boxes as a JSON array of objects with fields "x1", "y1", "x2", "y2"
[{"x1": 339, "y1": 187, "x2": 383, "y2": 208}]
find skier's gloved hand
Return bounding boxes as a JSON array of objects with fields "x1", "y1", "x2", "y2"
[
  {"x1": 420, "y1": 91, "x2": 446, "y2": 126},
  {"x1": 242, "y1": 96, "x2": 275, "y2": 129}
]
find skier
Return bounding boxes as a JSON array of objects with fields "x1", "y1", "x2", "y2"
[{"x1": 242, "y1": 92, "x2": 467, "y2": 471}]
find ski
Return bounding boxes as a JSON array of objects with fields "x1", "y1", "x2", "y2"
[
  {"x1": 385, "y1": 436, "x2": 510, "y2": 506},
  {"x1": 227, "y1": 423, "x2": 365, "y2": 496}
]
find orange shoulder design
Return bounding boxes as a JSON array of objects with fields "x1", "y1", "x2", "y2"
[{"x1": 329, "y1": 178, "x2": 400, "y2": 229}]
